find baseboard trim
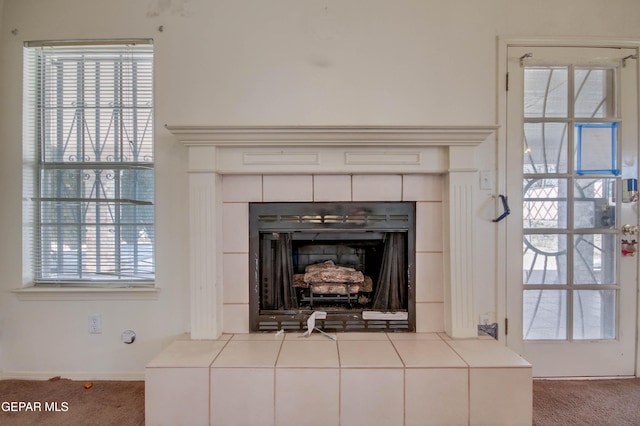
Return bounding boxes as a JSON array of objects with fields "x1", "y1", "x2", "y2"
[{"x1": 0, "y1": 370, "x2": 145, "y2": 381}]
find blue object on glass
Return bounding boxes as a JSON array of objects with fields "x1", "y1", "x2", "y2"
[
  {"x1": 575, "y1": 122, "x2": 620, "y2": 175},
  {"x1": 628, "y1": 178, "x2": 638, "y2": 192}
]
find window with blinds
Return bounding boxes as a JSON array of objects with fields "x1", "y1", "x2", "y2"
[{"x1": 23, "y1": 40, "x2": 154, "y2": 285}]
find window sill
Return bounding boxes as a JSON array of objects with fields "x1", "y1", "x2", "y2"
[{"x1": 12, "y1": 286, "x2": 160, "y2": 301}]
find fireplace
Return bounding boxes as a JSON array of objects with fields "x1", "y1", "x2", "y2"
[
  {"x1": 250, "y1": 201, "x2": 416, "y2": 332},
  {"x1": 148, "y1": 125, "x2": 533, "y2": 426},
  {"x1": 166, "y1": 125, "x2": 497, "y2": 339}
]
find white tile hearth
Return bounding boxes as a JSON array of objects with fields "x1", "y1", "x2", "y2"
[
  {"x1": 338, "y1": 340, "x2": 403, "y2": 368},
  {"x1": 340, "y1": 368, "x2": 404, "y2": 426},
  {"x1": 277, "y1": 340, "x2": 340, "y2": 368},
  {"x1": 146, "y1": 340, "x2": 227, "y2": 368},
  {"x1": 146, "y1": 340, "x2": 228, "y2": 426},
  {"x1": 405, "y1": 368, "x2": 469, "y2": 426},
  {"x1": 390, "y1": 338, "x2": 467, "y2": 368},
  {"x1": 146, "y1": 332, "x2": 532, "y2": 426},
  {"x1": 275, "y1": 368, "x2": 340, "y2": 426},
  {"x1": 211, "y1": 367, "x2": 275, "y2": 426},
  {"x1": 212, "y1": 340, "x2": 281, "y2": 367}
]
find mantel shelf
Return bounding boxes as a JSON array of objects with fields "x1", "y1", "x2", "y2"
[{"x1": 165, "y1": 125, "x2": 498, "y2": 147}]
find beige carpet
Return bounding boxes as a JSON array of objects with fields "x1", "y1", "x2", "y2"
[
  {"x1": 0, "y1": 377, "x2": 144, "y2": 426},
  {"x1": 2, "y1": 376, "x2": 640, "y2": 425},
  {"x1": 533, "y1": 378, "x2": 640, "y2": 426}
]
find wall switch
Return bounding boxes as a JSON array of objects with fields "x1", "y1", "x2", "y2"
[
  {"x1": 479, "y1": 171, "x2": 493, "y2": 190},
  {"x1": 88, "y1": 314, "x2": 102, "y2": 334}
]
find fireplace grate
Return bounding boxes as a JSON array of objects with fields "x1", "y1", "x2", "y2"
[
  {"x1": 255, "y1": 317, "x2": 411, "y2": 332},
  {"x1": 253, "y1": 202, "x2": 413, "y2": 232},
  {"x1": 258, "y1": 213, "x2": 410, "y2": 226}
]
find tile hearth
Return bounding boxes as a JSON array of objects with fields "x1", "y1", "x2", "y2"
[
  {"x1": 155, "y1": 126, "x2": 532, "y2": 425},
  {"x1": 146, "y1": 332, "x2": 532, "y2": 426}
]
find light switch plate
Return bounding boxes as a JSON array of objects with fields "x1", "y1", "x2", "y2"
[{"x1": 479, "y1": 171, "x2": 493, "y2": 190}]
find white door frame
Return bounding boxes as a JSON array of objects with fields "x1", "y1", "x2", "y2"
[{"x1": 497, "y1": 36, "x2": 640, "y2": 377}]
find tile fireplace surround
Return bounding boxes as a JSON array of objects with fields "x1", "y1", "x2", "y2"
[{"x1": 146, "y1": 126, "x2": 532, "y2": 425}]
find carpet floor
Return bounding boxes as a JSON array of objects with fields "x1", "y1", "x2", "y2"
[
  {"x1": 0, "y1": 377, "x2": 144, "y2": 426},
  {"x1": 1, "y1": 377, "x2": 640, "y2": 425},
  {"x1": 533, "y1": 377, "x2": 640, "y2": 426}
]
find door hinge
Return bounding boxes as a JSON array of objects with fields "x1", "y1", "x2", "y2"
[
  {"x1": 505, "y1": 317, "x2": 509, "y2": 335},
  {"x1": 505, "y1": 72, "x2": 509, "y2": 91}
]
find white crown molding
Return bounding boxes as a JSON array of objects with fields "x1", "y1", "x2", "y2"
[{"x1": 165, "y1": 125, "x2": 498, "y2": 147}]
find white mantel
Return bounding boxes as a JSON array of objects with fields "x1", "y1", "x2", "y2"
[{"x1": 167, "y1": 125, "x2": 497, "y2": 339}]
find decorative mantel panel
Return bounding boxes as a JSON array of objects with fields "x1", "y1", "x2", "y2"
[{"x1": 167, "y1": 125, "x2": 497, "y2": 339}]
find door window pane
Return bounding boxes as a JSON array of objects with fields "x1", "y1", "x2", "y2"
[
  {"x1": 524, "y1": 290, "x2": 567, "y2": 340},
  {"x1": 574, "y1": 178, "x2": 616, "y2": 229},
  {"x1": 575, "y1": 68, "x2": 615, "y2": 118},
  {"x1": 574, "y1": 234, "x2": 617, "y2": 285},
  {"x1": 524, "y1": 178, "x2": 567, "y2": 229},
  {"x1": 523, "y1": 234, "x2": 567, "y2": 284},
  {"x1": 524, "y1": 122, "x2": 569, "y2": 173},
  {"x1": 573, "y1": 290, "x2": 616, "y2": 340},
  {"x1": 574, "y1": 124, "x2": 619, "y2": 175},
  {"x1": 524, "y1": 67, "x2": 568, "y2": 118}
]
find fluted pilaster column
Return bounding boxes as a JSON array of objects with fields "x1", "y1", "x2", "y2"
[
  {"x1": 444, "y1": 146, "x2": 478, "y2": 338},
  {"x1": 187, "y1": 146, "x2": 223, "y2": 339}
]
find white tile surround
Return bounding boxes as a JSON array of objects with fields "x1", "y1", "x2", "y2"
[
  {"x1": 154, "y1": 126, "x2": 533, "y2": 425},
  {"x1": 146, "y1": 332, "x2": 532, "y2": 426},
  {"x1": 221, "y1": 173, "x2": 444, "y2": 334}
]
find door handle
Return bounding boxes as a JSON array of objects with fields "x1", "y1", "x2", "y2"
[{"x1": 492, "y1": 195, "x2": 511, "y2": 223}]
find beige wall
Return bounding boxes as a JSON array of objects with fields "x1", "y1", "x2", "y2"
[{"x1": 1, "y1": 0, "x2": 639, "y2": 377}]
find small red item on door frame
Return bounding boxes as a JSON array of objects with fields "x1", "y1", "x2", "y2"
[{"x1": 622, "y1": 239, "x2": 637, "y2": 256}]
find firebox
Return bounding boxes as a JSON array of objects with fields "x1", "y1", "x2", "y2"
[{"x1": 249, "y1": 202, "x2": 416, "y2": 332}]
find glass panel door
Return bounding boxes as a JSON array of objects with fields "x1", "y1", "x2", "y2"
[{"x1": 505, "y1": 46, "x2": 638, "y2": 377}]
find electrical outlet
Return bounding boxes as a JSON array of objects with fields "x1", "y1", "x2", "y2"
[{"x1": 88, "y1": 314, "x2": 102, "y2": 334}]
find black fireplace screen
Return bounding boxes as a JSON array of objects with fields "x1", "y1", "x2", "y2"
[
  {"x1": 372, "y1": 232, "x2": 406, "y2": 311},
  {"x1": 249, "y1": 202, "x2": 416, "y2": 332},
  {"x1": 272, "y1": 233, "x2": 297, "y2": 310}
]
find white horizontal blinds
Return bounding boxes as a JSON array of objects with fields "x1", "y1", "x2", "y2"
[{"x1": 26, "y1": 41, "x2": 154, "y2": 284}]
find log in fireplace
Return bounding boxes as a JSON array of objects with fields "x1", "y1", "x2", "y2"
[{"x1": 249, "y1": 201, "x2": 416, "y2": 332}]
